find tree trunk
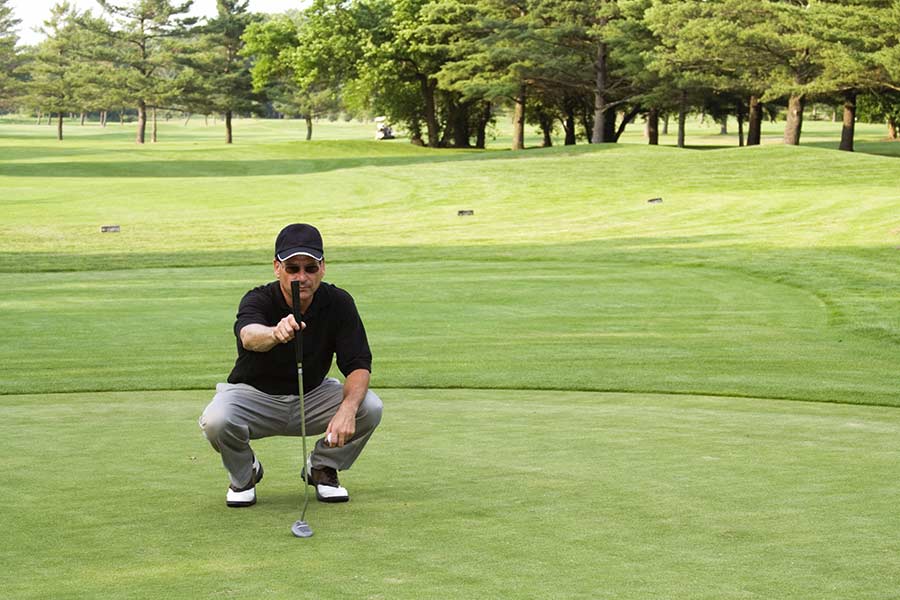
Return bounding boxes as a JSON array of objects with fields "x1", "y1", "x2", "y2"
[
  {"x1": 563, "y1": 104, "x2": 576, "y2": 145},
  {"x1": 784, "y1": 93, "x2": 804, "y2": 145},
  {"x1": 677, "y1": 90, "x2": 687, "y2": 148},
  {"x1": 888, "y1": 118, "x2": 898, "y2": 140},
  {"x1": 225, "y1": 110, "x2": 233, "y2": 144},
  {"x1": 136, "y1": 100, "x2": 147, "y2": 144},
  {"x1": 151, "y1": 107, "x2": 158, "y2": 143},
  {"x1": 614, "y1": 106, "x2": 640, "y2": 142},
  {"x1": 452, "y1": 101, "x2": 471, "y2": 148},
  {"x1": 581, "y1": 109, "x2": 594, "y2": 143},
  {"x1": 604, "y1": 110, "x2": 616, "y2": 142},
  {"x1": 647, "y1": 108, "x2": 659, "y2": 145},
  {"x1": 538, "y1": 111, "x2": 553, "y2": 147},
  {"x1": 305, "y1": 115, "x2": 313, "y2": 141},
  {"x1": 591, "y1": 41, "x2": 610, "y2": 143},
  {"x1": 719, "y1": 120, "x2": 727, "y2": 135},
  {"x1": 57, "y1": 113, "x2": 63, "y2": 141},
  {"x1": 420, "y1": 76, "x2": 439, "y2": 148},
  {"x1": 47, "y1": 113, "x2": 53, "y2": 125},
  {"x1": 183, "y1": 113, "x2": 191, "y2": 126},
  {"x1": 408, "y1": 117, "x2": 424, "y2": 146},
  {"x1": 662, "y1": 114, "x2": 669, "y2": 135},
  {"x1": 512, "y1": 84, "x2": 526, "y2": 151},
  {"x1": 839, "y1": 91, "x2": 856, "y2": 152},
  {"x1": 747, "y1": 95, "x2": 762, "y2": 146},
  {"x1": 475, "y1": 102, "x2": 491, "y2": 149},
  {"x1": 101, "y1": 110, "x2": 107, "y2": 127},
  {"x1": 80, "y1": 112, "x2": 86, "y2": 126},
  {"x1": 736, "y1": 100, "x2": 745, "y2": 147},
  {"x1": 438, "y1": 121, "x2": 452, "y2": 147}
]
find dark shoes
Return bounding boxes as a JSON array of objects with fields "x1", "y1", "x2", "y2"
[
  {"x1": 226, "y1": 456, "x2": 264, "y2": 508},
  {"x1": 302, "y1": 457, "x2": 349, "y2": 503}
]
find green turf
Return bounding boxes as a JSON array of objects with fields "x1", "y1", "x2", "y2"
[
  {"x1": 2, "y1": 389, "x2": 899, "y2": 599},
  {"x1": 1, "y1": 118, "x2": 899, "y2": 598}
]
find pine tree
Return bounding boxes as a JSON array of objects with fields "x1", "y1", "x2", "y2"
[
  {"x1": 177, "y1": 0, "x2": 263, "y2": 143},
  {"x1": 0, "y1": 0, "x2": 23, "y2": 108},
  {"x1": 23, "y1": 3, "x2": 83, "y2": 139},
  {"x1": 93, "y1": 0, "x2": 196, "y2": 143}
]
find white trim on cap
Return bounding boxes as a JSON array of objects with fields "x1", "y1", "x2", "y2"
[{"x1": 277, "y1": 250, "x2": 324, "y2": 261}]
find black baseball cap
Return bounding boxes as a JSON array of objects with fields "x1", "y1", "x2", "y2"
[{"x1": 275, "y1": 223, "x2": 324, "y2": 262}]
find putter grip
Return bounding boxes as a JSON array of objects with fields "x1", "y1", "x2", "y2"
[{"x1": 290, "y1": 280, "x2": 303, "y2": 362}]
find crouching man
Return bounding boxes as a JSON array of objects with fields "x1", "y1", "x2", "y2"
[{"x1": 200, "y1": 223, "x2": 382, "y2": 507}]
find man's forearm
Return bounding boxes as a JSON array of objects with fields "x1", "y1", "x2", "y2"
[
  {"x1": 341, "y1": 369, "x2": 371, "y2": 411},
  {"x1": 239, "y1": 324, "x2": 280, "y2": 352}
]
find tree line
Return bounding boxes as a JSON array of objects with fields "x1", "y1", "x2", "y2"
[{"x1": 2, "y1": 0, "x2": 900, "y2": 150}]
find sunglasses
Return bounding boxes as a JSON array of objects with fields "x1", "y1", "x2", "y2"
[{"x1": 281, "y1": 262, "x2": 321, "y2": 275}]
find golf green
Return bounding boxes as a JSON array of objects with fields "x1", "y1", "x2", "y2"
[{"x1": 1, "y1": 389, "x2": 898, "y2": 599}]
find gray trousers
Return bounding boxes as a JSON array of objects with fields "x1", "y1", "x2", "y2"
[{"x1": 199, "y1": 378, "x2": 383, "y2": 489}]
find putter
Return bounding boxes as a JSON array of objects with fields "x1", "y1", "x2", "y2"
[{"x1": 290, "y1": 280, "x2": 314, "y2": 538}]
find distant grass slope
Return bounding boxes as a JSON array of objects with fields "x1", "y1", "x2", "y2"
[{"x1": 1, "y1": 120, "x2": 897, "y2": 405}]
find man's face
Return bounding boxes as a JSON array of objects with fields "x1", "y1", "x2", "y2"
[{"x1": 275, "y1": 255, "x2": 325, "y2": 308}]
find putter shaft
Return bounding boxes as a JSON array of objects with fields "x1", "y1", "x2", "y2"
[{"x1": 291, "y1": 280, "x2": 312, "y2": 535}]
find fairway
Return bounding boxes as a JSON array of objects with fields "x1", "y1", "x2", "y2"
[{"x1": 1, "y1": 119, "x2": 899, "y2": 599}]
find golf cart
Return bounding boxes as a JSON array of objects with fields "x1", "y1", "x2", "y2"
[{"x1": 375, "y1": 116, "x2": 394, "y2": 140}]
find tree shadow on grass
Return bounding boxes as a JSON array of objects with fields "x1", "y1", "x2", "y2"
[
  {"x1": 0, "y1": 146, "x2": 118, "y2": 161},
  {"x1": 0, "y1": 143, "x2": 626, "y2": 178},
  {"x1": 804, "y1": 140, "x2": 900, "y2": 158}
]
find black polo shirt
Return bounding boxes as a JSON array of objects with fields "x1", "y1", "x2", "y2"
[{"x1": 227, "y1": 281, "x2": 372, "y2": 395}]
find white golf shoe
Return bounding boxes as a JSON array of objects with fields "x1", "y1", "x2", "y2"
[
  {"x1": 302, "y1": 456, "x2": 349, "y2": 503},
  {"x1": 226, "y1": 456, "x2": 263, "y2": 508}
]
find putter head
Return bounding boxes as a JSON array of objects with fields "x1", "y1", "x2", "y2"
[{"x1": 291, "y1": 520, "x2": 313, "y2": 538}]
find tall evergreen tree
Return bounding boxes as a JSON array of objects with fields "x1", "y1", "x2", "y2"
[
  {"x1": 0, "y1": 0, "x2": 23, "y2": 108},
  {"x1": 812, "y1": 0, "x2": 895, "y2": 151},
  {"x1": 93, "y1": 0, "x2": 196, "y2": 143},
  {"x1": 23, "y1": 3, "x2": 84, "y2": 139},
  {"x1": 179, "y1": 0, "x2": 263, "y2": 143},
  {"x1": 432, "y1": 0, "x2": 540, "y2": 150}
]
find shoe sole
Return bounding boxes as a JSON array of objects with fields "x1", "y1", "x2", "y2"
[
  {"x1": 226, "y1": 497, "x2": 256, "y2": 508},
  {"x1": 316, "y1": 491, "x2": 349, "y2": 503}
]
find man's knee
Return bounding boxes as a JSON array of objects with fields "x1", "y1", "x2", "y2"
[
  {"x1": 358, "y1": 390, "x2": 383, "y2": 429},
  {"x1": 200, "y1": 394, "x2": 238, "y2": 444}
]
